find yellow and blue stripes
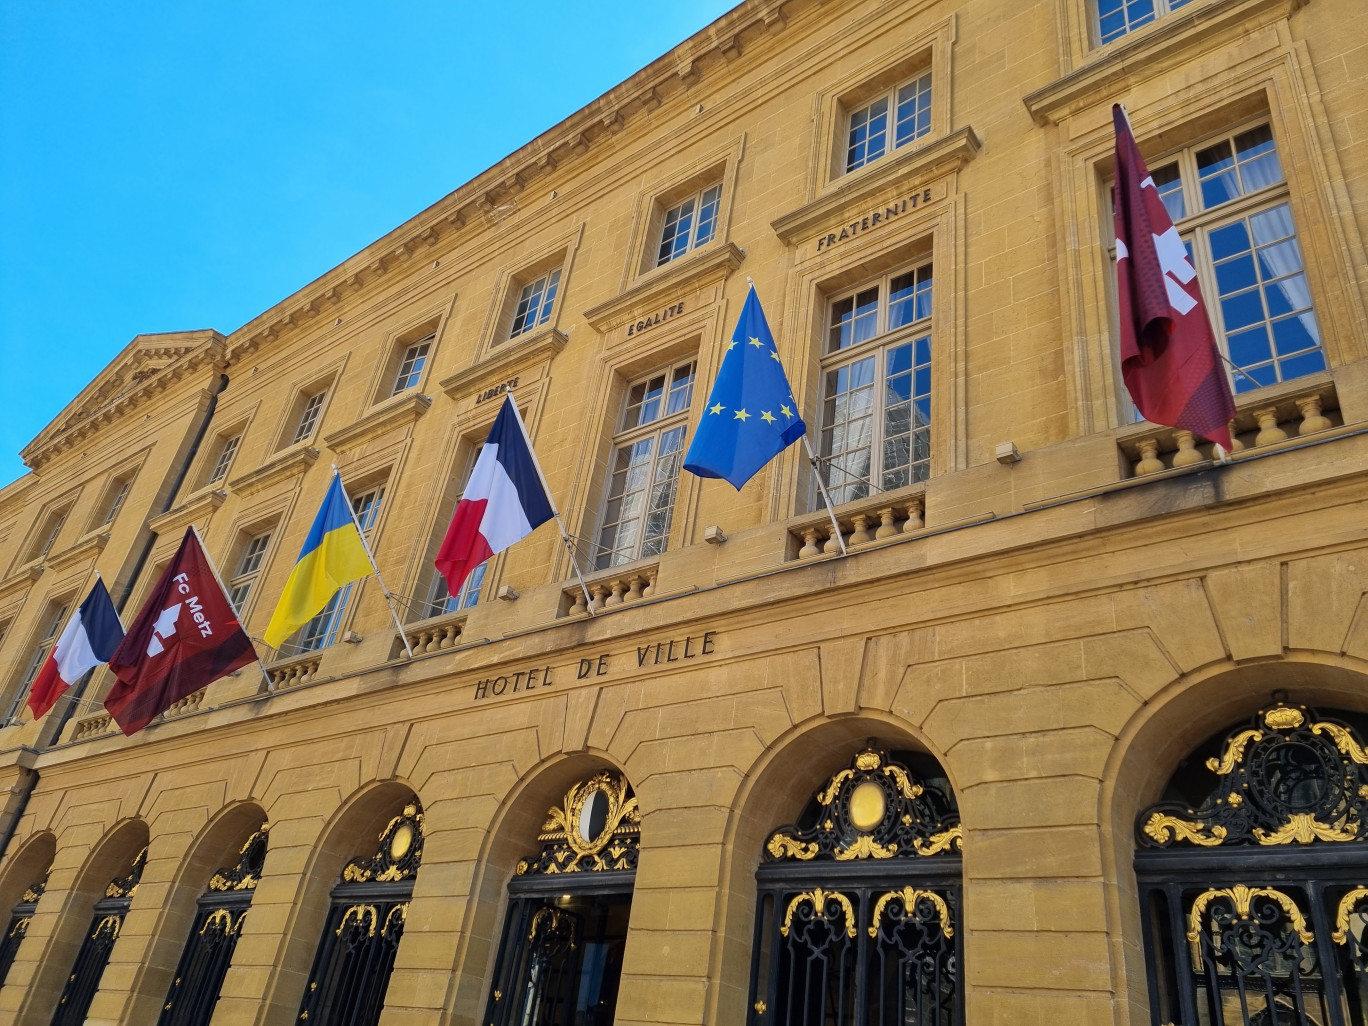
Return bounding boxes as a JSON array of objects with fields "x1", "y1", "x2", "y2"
[{"x1": 264, "y1": 473, "x2": 372, "y2": 649}]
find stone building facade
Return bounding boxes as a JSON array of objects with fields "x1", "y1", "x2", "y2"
[{"x1": 0, "y1": 0, "x2": 1365, "y2": 1023}]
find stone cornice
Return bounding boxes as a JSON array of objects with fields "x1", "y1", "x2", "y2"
[
  {"x1": 45, "y1": 531, "x2": 110, "y2": 572},
  {"x1": 323, "y1": 393, "x2": 433, "y2": 453},
  {"x1": 0, "y1": 564, "x2": 43, "y2": 603},
  {"x1": 23, "y1": 339, "x2": 226, "y2": 472},
  {"x1": 228, "y1": 446, "x2": 319, "y2": 499},
  {"x1": 220, "y1": 0, "x2": 808, "y2": 368},
  {"x1": 1022, "y1": 0, "x2": 1306, "y2": 126},
  {"x1": 148, "y1": 489, "x2": 227, "y2": 537},
  {"x1": 583, "y1": 243, "x2": 746, "y2": 332},
  {"x1": 770, "y1": 127, "x2": 981, "y2": 245},
  {"x1": 439, "y1": 328, "x2": 568, "y2": 401}
]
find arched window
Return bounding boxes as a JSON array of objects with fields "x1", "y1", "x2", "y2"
[
  {"x1": 747, "y1": 747, "x2": 963, "y2": 1026},
  {"x1": 51, "y1": 846, "x2": 147, "y2": 1026},
  {"x1": 484, "y1": 769, "x2": 639, "y2": 1026},
  {"x1": 295, "y1": 800, "x2": 423, "y2": 1026},
  {"x1": 1135, "y1": 702, "x2": 1368, "y2": 1026},
  {"x1": 0, "y1": 872, "x2": 47, "y2": 989},
  {"x1": 157, "y1": 824, "x2": 267, "y2": 1026}
]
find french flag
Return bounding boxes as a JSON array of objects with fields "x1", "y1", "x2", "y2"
[
  {"x1": 435, "y1": 396, "x2": 554, "y2": 597},
  {"x1": 28, "y1": 577, "x2": 125, "y2": 719}
]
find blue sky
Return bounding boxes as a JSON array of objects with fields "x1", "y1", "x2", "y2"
[{"x1": 0, "y1": 0, "x2": 737, "y2": 486}]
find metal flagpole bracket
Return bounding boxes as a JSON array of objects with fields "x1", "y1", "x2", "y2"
[{"x1": 802, "y1": 436, "x2": 848, "y2": 556}]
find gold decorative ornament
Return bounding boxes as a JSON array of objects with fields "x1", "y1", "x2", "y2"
[
  {"x1": 1312, "y1": 721, "x2": 1368, "y2": 764},
  {"x1": 817, "y1": 769, "x2": 855, "y2": 806},
  {"x1": 1205, "y1": 729, "x2": 1263, "y2": 775},
  {"x1": 336, "y1": 904, "x2": 378, "y2": 938},
  {"x1": 882, "y1": 764, "x2": 922, "y2": 799},
  {"x1": 1255, "y1": 812, "x2": 1357, "y2": 845},
  {"x1": 868, "y1": 887, "x2": 953, "y2": 938},
  {"x1": 848, "y1": 781, "x2": 887, "y2": 831},
  {"x1": 753, "y1": 1000, "x2": 767, "y2": 1014},
  {"x1": 343, "y1": 802, "x2": 424, "y2": 883},
  {"x1": 779, "y1": 888, "x2": 856, "y2": 938},
  {"x1": 833, "y1": 834, "x2": 897, "y2": 860},
  {"x1": 1264, "y1": 705, "x2": 1306, "y2": 730},
  {"x1": 93, "y1": 914, "x2": 123, "y2": 941},
  {"x1": 382, "y1": 903, "x2": 408, "y2": 936},
  {"x1": 854, "y1": 750, "x2": 882, "y2": 772},
  {"x1": 1186, "y1": 884, "x2": 1313, "y2": 953},
  {"x1": 765, "y1": 833, "x2": 817, "y2": 860},
  {"x1": 1142, "y1": 814, "x2": 1226, "y2": 847},
  {"x1": 518, "y1": 771, "x2": 641, "y2": 875},
  {"x1": 7, "y1": 917, "x2": 29, "y2": 940},
  {"x1": 912, "y1": 825, "x2": 963, "y2": 856},
  {"x1": 389, "y1": 823, "x2": 414, "y2": 861},
  {"x1": 199, "y1": 908, "x2": 237, "y2": 936},
  {"x1": 1332, "y1": 886, "x2": 1368, "y2": 944}
]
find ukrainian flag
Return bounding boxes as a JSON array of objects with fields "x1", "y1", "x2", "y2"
[{"x1": 263, "y1": 472, "x2": 373, "y2": 649}]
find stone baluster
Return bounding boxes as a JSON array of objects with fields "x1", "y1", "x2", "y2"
[
  {"x1": 799, "y1": 526, "x2": 821, "y2": 558},
  {"x1": 568, "y1": 589, "x2": 587, "y2": 616},
  {"x1": 902, "y1": 498, "x2": 924, "y2": 533},
  {"x1": 874, "y1": 507, "x2": 898, "y2": 540},
  {"x1": 823, "y1": 525, "x2": 845, "y2": 553},
  {"x1": 590, "y1": 583, "x2": 609, "y2": 612},
  {"x1": 626, "y1": 575, "x2": 644, "y2": 602},
  {"x1": 444, "y1": 623, "x2": 461, "y2": 648},
  {"x1": 1253, "y1": 408, "x2": 1287, "y2": 447},
  {"x1": 1297, "y1": 395, "x2": 1331, "y2": 434},
  {"x1": 1172, "y1": 430, "x2": 1203, "y2": 467},
  {"x1": 849, "y1": 513, "x2": 872, "y2": 546},
  {"x1": 643, "y1": 570, "x2": 657, "y2": 598},
  {"x1": 605, "y1": 579, "x2": 626, "y2": 608},
  {"x1": 1134, "y1": 438, "x2": 1164, "y2": 476}
]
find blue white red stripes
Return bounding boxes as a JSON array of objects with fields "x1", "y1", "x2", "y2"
[
  {"x1": 435, "y1": 396, "x2": 553, "y2": 596},
  {"x1": 27, "y1": 577, "x2": 124, "y2": 719}
]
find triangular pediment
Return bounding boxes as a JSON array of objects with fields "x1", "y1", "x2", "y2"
[{"x1": 22, "y1": 329, "x2": 226, "y2": 472}]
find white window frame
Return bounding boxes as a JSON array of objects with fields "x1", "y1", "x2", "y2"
[
  {"x1": 390, "y1": 334, "x2": 433, "y2": 397},
  {"x1": 292, "y1": 391, "x2": 327, "y2": 445},
  {"x1": 1109, "y1": 119, "x2": 1325, "y2": 399},
  {"x1": 282, "y1": 484, "x2": 382, "y2": 655},
  {"x1": 420, "y1": 445, "x2": 487, "y2": 620},
  {"x1": 508, "y1": 270, "x2": 561, "y2": 340},
  {"x1": 593, "y1": 361, "x2": 696, "y2": 571},
  {"x1": 5, "y1": 601, "x2": 69, "y2": 723},
  {"x1": 817, "y1": 264, "x2": 934, "y2": 507},
  {"x1": 656, "y1": 184, "x2": 722, "y2": 267},
  {"x1": 1095, "y1": 0, "x2": 1193, "y2": 45},
  {"x1": 228, "y1": 531, "x2": 272, "y2": 615},
  {"x1": 844, "y1": 71, "x2": 933, "y2": 174},
  {"x1": 208, "y1": 434, "x2": 241, "y2": 484}
]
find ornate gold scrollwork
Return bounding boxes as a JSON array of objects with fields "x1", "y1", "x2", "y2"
[
  {"x1": 199, "y1": 908, "x2": 236, "y2": 936},
  {"x1": 1205, "y1": 729, "x2": 1263, "y2": 775},
  {"x1": 911, "y1": 825, "x2": 963, "y2": 856},
  {"x1": 1255, "y1": 812, "x2": 1357, "y2": 845},
  {"x1": 94, "y1": 915, "x2": 122, "y2": 940},
  {"x1": 343, "y1": 802, "x2": 424, "y2": 883},
  {"x1": 765, "y1": 832, "x2": 817, "y2": 860},
  {"x1": 8, "y1": 916, "x2": 29, "y2": 940},
  {"x1": 882, "y1": 763, "x2": 923, "y2": 799},
  {"x1": 336, "y1": 904, "x2": 378, "y2": 938},
  {"x1": 209, "y1": 825, "x2": 268, "y2": 891},
  {"x1": 1332, "y1": 886, "x2": 1368, "y2": 944},
  {"x1": 1142, "y1": 814, "x2": 1227, "y2": 847},
  {"x1": 833, "y1": 835, "x2": 898, "y2": 860},
  {"x1": 547, "y1": 771, "x2": 638, "y2": 859},
  {"x1": 518, "y1": 770, "x2": 641, "y2": 875},
  {"x1": 868, "y1": 887, "x2": 953, "y2": 938},
  {"x1": 1186, "y1": 884, "x2": 1313, "y2": 946},
  {"x1": 816, "y1": 769, "x2": 856, "y2": 806},
  {"x1": 382, "y1": 903, "x2": 408, "y2": 936},
  {"x1": 106, "y1": 847, "x2": 147, "y2": 899},
  {"x1": 1312, "y1": 721, "x2": 1368, "y2": 765},
  {"x1": 779, "y1": 888, "x2": 857, "y2": 938}
]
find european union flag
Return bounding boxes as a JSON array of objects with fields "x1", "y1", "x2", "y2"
[{"x1": 683, "y1": 284, "x2": 806, "y2": 489}]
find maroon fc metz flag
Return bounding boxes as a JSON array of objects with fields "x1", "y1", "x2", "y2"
[
  {"x1": 1113, "y1": 104, "x2": 1235, "y2": 449},
  {"x1": 106, "y1": 528, "x2": 256, "y2": 735}
]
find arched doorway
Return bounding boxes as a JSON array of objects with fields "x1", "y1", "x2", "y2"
[
  {"x1": 483, "y1": 768, "x2": 638, "y2": 1026},
  {"x1": 0, "y1": 872, "x2": 46, "y2": 989},
  {"x1": 157, "y1": 823, "x2": 267, "y2": 1026},
  {"x1": 746, "y1": 746, "x2": 963, "y2": 1026},
  {"x1": 1135, "y1": 701, "x2": 1368, "y2": 1025},
  {"x1": 295, "y1": 798, "x2": 423, "y2": 1026}
]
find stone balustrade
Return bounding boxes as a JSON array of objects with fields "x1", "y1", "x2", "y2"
[
  {"x1": 790, "y1": 491, "x2": 926, "y2": 561},
  {"x1": 268, "y1": 653, "x2": 323, "y2": 691},
  {"x1": 1122, "y1": 380, "x2": 1338, "y2": 477},
  {"x1": 162, "y1": 687, "x2": 207, "y2": 719},
  {"x1": 563, "y1": 563, "x2": 659, "y2": 616},
  {"x1": 72, "y1": 713, "x2": 113, "y2": 742},
  {"x1": 400, "y1": 612, "x2": 467, "y2": 656}
]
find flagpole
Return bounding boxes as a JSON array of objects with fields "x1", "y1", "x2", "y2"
[
  {"x1": 331, "y1": 467, "x2": 414, "y2": 657},
  {"x1": 801, "y1": 436, "x2": 848, "y2": 555},
  {"x1": 190, "y1": 524, "x2": 275, "y2": 688},
  {"x1": 31, "y1": 562, "x2": 108, "y2": 732},
  {"x1": 506, "y1": 398, "x2": 597, "y2": 616}
]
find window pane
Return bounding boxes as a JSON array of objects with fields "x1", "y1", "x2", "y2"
[
  {"x1": 846, "y1": 97, "x2": 888, "y2": 172},
  {"x1": 1151, "y1": 163, "x2": 1186, "y2": 222},
  {"x1": 893, "y1": 73, "x2": 931, "y2": 148},
  {"x1": 1234, "y1": 125, "x2": 1282, "y2": 193},
  {"x1": 694, "y1": 185, "x2": 721, "y2": 248}
]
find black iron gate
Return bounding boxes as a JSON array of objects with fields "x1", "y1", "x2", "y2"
[
  {"x1": 51, "y1": 847, "x2": 146, "y2": 1026},
  {"x1": 0, "y1": 874, "x2": 46, "y2": 991}
]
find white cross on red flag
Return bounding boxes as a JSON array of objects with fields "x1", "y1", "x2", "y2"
[
  {"x1": 1113, "y1": 104, "x2": 1235, "y2": 449},
  {"x1": 105, "y1": 527, "x2": 257, "y2": 735}
]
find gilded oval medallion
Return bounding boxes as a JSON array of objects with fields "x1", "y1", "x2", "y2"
[
  {"x1": 579, "y1": 787, "x2": 610, "y2": 845},
  {"x1": 390, "y1": 823, "x2": 414, "y2": 861},
  {"x1": 849, "y1": 781, "x2": 886, "y2": 832}
]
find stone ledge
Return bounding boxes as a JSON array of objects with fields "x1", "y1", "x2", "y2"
[
  {"x1": 148, "y1": 489, "x2": 227, "y2": 536},
  {"x1": 228, "y1": 446, "x2": 319, "y2": 498},
  {"x1": 770, "y1": 127, "x2": 980, "y2": 245},
  {"x1": 42, "y1": 531, "x2": 111, "y2": 572},
  {"x1": 439, "y1": 328, "x2": 567, "y2": 401},
  {"x1": 0, "y1": 564, "x2": 43, "y2": 603},
  {"x1": 1023, "y1": 0, "x2": 1305, "y2": 126},
  {"x1": 323, "y1": 393, "x2": 432, "y2": 453},
  {"x1": 583, "y1": 242, "x2": 745, "y2": 332}
]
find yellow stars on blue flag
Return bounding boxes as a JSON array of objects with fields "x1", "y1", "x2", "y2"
[{"x1": 682, "y1": 283, "x2": 807, "y2": 490}]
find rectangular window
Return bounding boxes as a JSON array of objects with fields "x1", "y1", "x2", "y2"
[
  {"x1": 509, "y1": 271, "x2": 561, "y2": 340},
  {"x1": 284, "y1": 485, "x2": 382, "y2": 654},
  {"x1": 228, "y1": 532, "x2": 272, "y2": 614},
  {"x1": 207, "y1": 434, "x2": 241, "y2": 484},
  {"x1": 594, "y1": 362, "x2": 695, "y2": 570},
  {"x1": 292, "y1": 392, "x2": 327, "y2": 444},
  {"x1": 656, "y1": 184, "x2": 722, "y2": 267},
  {"x1": 845, "y1": 72, "x2": 932, "y2": 173},
  {"x1": 5, "y1": 602, "x2": 69, "y2": 722},
  {"x1": 390, "y1": 335, "x2": 433, "y2": 397},
  {"x1": 1096, "y1": 0, "x2": 1192, "y2": 45},
  {"x1": 24, "y1": 505, "x2": 70, "y2": 563},
  {"x1": 819, "y1": 264, "x2": 933, "y2": 506},
  {"x1": 97, "y1": 478, "x2": 131, "y2": 528},
  {"x1": 422, "y1": 447, "x2": 487, "y2": 619},
  {"x1": 1115, "y1": 123, "x2": 1325, "y2": 395}
]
